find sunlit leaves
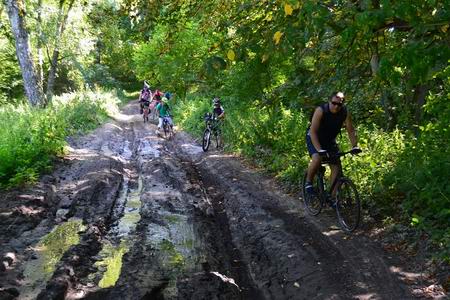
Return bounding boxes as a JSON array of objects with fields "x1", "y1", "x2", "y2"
[
  {"x1": 227, "y1": 49, "x2": 236, "y2": 61},
  {"x1": 273, "y1": 31, "x2": 283, "y2": 45},
  {"x1": 284, "y1": 3, "x2": 293, "y2": 16}
]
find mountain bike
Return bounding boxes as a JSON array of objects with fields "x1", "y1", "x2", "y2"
[
  {"x1": 301, "y1": 149, "x2": 361, "y2": 232},
  {"x1": 162, "y1": 116, "x2": 174, "y2": 139},
  {"x1": 202, "y1": 113, "x2": 222, "y2": 152}
]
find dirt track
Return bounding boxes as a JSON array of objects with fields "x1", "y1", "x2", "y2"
[{"x1": 0, "y1": 102, "x2": 446, "y2": 299}]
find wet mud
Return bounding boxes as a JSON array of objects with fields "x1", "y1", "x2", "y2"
[{"x1": 0, "y1": 102, "x2": 446, "y2": 300}]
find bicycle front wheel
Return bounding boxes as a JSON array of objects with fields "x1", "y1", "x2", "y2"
[
  {"x1": 335, "y1": 178, "x2": 361, "y2": 232},
  {"x1": 202, "y1": 129, "x2": 211, "y2": 152},
  {"x1": 301, "y1": 171, "x2": 323, "y2": 216}
]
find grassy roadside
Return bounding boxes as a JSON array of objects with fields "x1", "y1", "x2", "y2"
[{"x1": 0, "y1": 88, "x2": 136, "y2": 189}]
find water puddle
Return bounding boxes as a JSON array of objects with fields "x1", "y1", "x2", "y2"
[
  {"x1": 95, "y1": 241, "x2": 129, "y2": 288},
  {"x1": 147, "y1": 213, "x2": 204, "y2": 275},
  {"x1": 90, "y1": 176, "x2": 143, "y2": 288},
  {"x1": 20, "y1": 219, "x2": 86, "y2": 300},
  {"x1": 138, "y1": 138, "x2": 161, "y2": 158},
  {"x1": 120, "y1": 140, "x2": 133, "y2": 160},
  {"x1": 116, "y1": 176, "x2": 142, "y2": 237}
]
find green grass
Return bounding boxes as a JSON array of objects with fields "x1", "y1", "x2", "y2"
[{"x1": 0, "y1": 89, "x2": 121, "y2": 188}]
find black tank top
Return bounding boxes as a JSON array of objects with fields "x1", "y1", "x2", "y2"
[{"x1": 318, "y1": 103, "x2": 347, "y2": 145}]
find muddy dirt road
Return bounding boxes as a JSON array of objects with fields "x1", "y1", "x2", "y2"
[{"x1": 0, "y1": 102, "x2": 443, "y2": 299}]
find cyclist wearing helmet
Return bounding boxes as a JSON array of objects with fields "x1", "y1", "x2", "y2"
[
  {"x1": 305, "y1": 91, "x2": 360, "y2": 198},
  {"x1": 212, "y1": 97, "x2": 225, "y2": 120},
  {"x1": 139, "y1": 82, "x2": 151, "y2": 114},
  {"x1": 155, "y1": 97, "x2": 173, "y2": 135}
]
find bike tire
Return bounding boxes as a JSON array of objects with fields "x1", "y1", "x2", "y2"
[
  {"x1": 301, "y1": 171, "x2": 323, "y2": 216},
  {"x1": 335, "y1": 178, "x2": 361, "y2": 232},
  {"x1": 202, "y1": 129, "x2": 211, "y2": 152},
  {"x1": 163, "y1": 123, "x2": 168, "y2": 138},
  {"x1": 168, "y1": 125, "x2": 173, "y2": 140}
]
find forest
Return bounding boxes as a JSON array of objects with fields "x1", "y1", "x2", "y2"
[{"x1": 1, "y1": 0, "x2": 449, "y2": 263}]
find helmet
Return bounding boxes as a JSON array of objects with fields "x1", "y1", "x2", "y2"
[
  {"x1": 164, "y1": 92, "x2": 171, "y2": 100},
  {"x1": 144, "y1": 81, "x2": 149, "y2": 89},
  {"x1": 213, "y1": 97, "x2": 220, "y2": 106},
  {"x1": 161, "y1": 97, "x2": 168, "y2": 104}
]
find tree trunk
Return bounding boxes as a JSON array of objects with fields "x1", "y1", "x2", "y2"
[
  {"x1": 413, "y1": 84, "x2": 428, "y2": 128},
  {"x1": 36, "y1": 0, "x2": 44, "y2": 86},
  {"x1": 46, "y1": 0, "x2": 75, "y2": 103},
  {"x1": 4, "y1": 0, "x2": 44, "y2": 106}
]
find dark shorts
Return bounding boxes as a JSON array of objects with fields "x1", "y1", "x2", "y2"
[{"x1": 306, "y1": 133, "x2": 340, "y2": 164}]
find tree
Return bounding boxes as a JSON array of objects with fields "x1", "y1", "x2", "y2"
[
  {"x1": 3, "y1": 0, "x2": 44, "y2": 106},
  {"x1": 45, "y1": 0, "x2": 75, "y2": 103}
]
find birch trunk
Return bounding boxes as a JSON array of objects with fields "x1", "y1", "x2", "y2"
[{"x1": 4, "y1": 0, "x2": 44, "y2": 106}]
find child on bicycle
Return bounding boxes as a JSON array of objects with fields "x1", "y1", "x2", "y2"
[
  {"x1": 139, "y1": 82, "x2": 152, "y2": 114},
  {"x1": 155, "y1": 97, "x2": 173, "y2": 135}
]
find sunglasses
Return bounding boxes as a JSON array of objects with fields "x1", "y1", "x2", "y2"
[{"x1": 331, "y1": 101, "x2": 343, "y2": 107}]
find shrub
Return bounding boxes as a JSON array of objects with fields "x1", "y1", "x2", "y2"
[{"x1": 0, "y1": 90, "x2": 117, "y2": 188}]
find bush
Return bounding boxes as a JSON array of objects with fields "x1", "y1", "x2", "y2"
[{"x1": 0, "y1": 90, "x2": 118, "y2": 188}]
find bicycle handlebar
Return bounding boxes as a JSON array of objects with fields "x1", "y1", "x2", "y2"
[{"x1": 320, "y1": 149, "x2": 362, "y2": 158}]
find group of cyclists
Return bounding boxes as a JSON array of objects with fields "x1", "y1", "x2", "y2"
[
  {"x1": 138, "y1": 82, "x2": 175, "y2": 135},
  {"x1": 138, "y1": 81, "x2": 225, "y2": 137}
]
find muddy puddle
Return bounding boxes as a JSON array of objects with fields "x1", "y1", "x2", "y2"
[{"x1": 19, "y1": 219, "x2": 86, "y2": 300}]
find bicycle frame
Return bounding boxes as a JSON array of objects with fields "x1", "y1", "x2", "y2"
[{"x1": 317, "y1": 150, "x2": 354, "y2": 197}]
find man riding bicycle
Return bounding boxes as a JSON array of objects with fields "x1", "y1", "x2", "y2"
[
  {"x1": 305, "y1": 91, "x2": 360, "y2": 199},
  {"x1": 155, "y1": 97, "x2": 173, "y2": 135}
]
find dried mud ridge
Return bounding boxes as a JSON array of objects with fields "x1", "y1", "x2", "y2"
[{"x1": 0, "y1": 103, "x2": 446, "y2": 300}]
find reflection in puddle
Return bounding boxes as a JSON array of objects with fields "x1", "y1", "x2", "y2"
[
  {"x1": 94, "y1": 176, "x2": 143, "y2": 288},
  {"x1": 147, "y1": 214, "x2": 203, "y2": 276},
  {"x1": 21, "y1": 219, "x2": 85, "y2": 300},
  {"x1": 121, "y1": 140, "x2": 132, "y2": 160},
  {"x1": 139, "y1": 139, "x2": 161, "y2": 157},
  {"x1": 96, "y1": 241, "x2": 129, "y2": 288},
  {"x1": 116, "y1": 176, "x2": 142, "y2": 237}
]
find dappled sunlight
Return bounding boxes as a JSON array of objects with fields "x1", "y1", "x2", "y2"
[
  {"x1": 389, "y1": 266, "x2": 423, "y2": 281},
  {"x1": 209, "y1": 153, "x2": 235, "y2": 158},
  {"x1": 110, "y1": 111, "x2": 142, "y2": 123},
  {"x1": 65, "y1": 146, "x2": 99, "y2": 159},
  {"x1": 321, "y1": 228, "x2": 344, "y2": 237},
  {"x1": 180, "y1": 143, "x2": 203, "y2": 155},
  {"x1": 350, "y1": 293, "x2": 378, "y2": 300}
]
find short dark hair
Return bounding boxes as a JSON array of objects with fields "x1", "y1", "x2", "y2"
[{"x1": 330, "y1": 91, "x2": 344, "y2": 100}]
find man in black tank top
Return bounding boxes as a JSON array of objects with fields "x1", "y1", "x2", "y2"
[{"x1": 305, "y1": 92, "x2": 360, "y2": 196}]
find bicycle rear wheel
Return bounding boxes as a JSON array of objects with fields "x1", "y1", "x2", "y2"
[
  {"x1": 202, "y1": 129, "x2": 211, "y2": 152},
  {"x1": 335, "y1": 178, "x2": 361, "y2": 232},
  {"x1": 301, "y1": 171, "x2": 323, "y2": 216},
  {"x1": 163, "y1": 123, "x2": 168, "y2": 137}
]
